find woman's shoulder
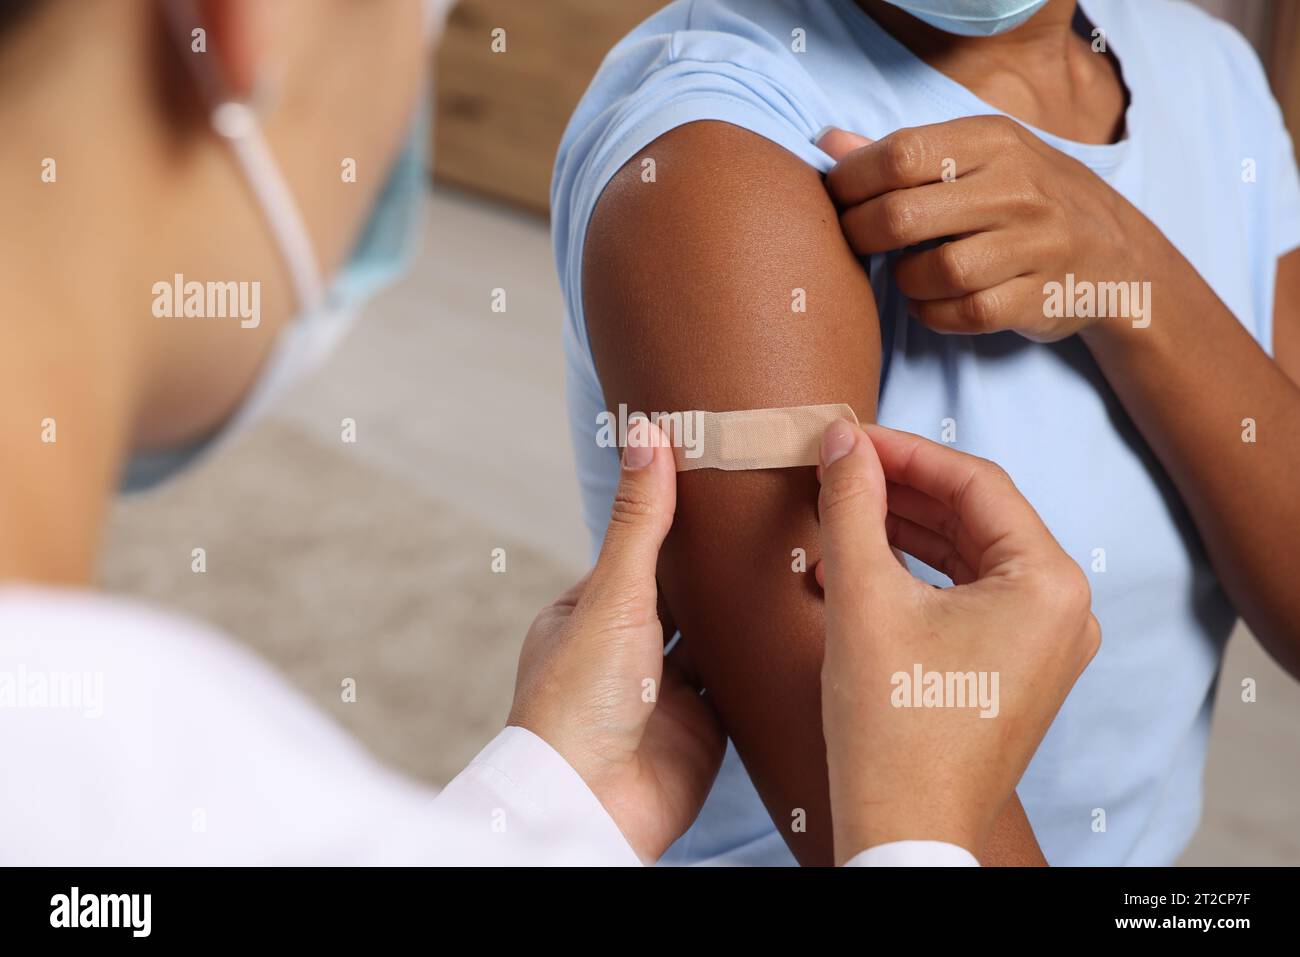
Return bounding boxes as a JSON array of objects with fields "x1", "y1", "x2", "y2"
[
  {"x1": 568, "y1": 0, "x2": 836, "y2": 129},
  {"x1": 552, "y1": 1, "x2": 839, "y2": 266},
  {"x1": 553, "y1": 0, "x2": 837, "y2": 208},
  {"x1": 602, "y1": 0, "x2": 833, "y2": 72}
]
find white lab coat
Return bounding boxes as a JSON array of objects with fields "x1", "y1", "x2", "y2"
[{"x1": 0, "y1": 586, "x2": 975, "y2": 867}]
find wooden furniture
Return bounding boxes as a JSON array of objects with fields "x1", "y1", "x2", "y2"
[
  {"x1": 432, "y1": 0, "x2": 665, "y2": 216},
  {"x1": 431, "y1": 0, "x2": 1300, "y2": 214},
  {"x1": 1267, "y1": 0, "x2": 1300, "y2": 149}
]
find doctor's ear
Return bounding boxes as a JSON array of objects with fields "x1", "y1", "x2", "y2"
[{"x1": 166, "y1": 0, "x2": 268, "y2": 102}]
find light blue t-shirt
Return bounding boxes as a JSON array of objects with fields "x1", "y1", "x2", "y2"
[{"x1": 552, "y1": 0, "x2": 1300, "y2": 865}]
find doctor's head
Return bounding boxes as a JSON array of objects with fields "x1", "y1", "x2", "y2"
[{"x1": 0, "y1": 0, "x2": 438, "y2": 459}]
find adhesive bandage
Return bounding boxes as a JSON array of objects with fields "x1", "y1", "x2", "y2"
[{"x1": 660, "y1": 403, "x2": 860, "y2": 472}]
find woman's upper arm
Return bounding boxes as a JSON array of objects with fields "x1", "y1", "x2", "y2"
[
  {"x1": 581, "y1": 120, "x2": 879, "y2": 863},
  {"x1": 1273, "y1": 247, "x2": 1300, "y2": 386}
]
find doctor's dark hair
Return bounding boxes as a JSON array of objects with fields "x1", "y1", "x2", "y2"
[{"x1": 1, "y1": 0, "x2": 41, "y2": 34}]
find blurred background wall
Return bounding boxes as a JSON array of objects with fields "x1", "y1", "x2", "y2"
[
  {"x1": 432, "y1": 0, "x2": 1300, "y2": 214},
  {"x1": 102, "y1": 0, "x2": 1300, "y2": 866}
]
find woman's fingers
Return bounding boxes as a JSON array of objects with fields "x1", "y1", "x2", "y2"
[
  {"x1": 892, "y1": 231, "x2": 1027, "y2": 301},
  {"x1": 821, "y1": 117, "x2": 1010, "y2": 207},
  {"x1": 837, "y1": 179, "x2": 995, "y2": 256},
  {"x1": 825, "y1": 127, "x2": 953, "y2": 204},
  {"x1": 911, "y1": 275, "x2": 1043, "y2": 335}
]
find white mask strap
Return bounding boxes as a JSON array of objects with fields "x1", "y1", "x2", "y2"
[
  {"x1": 424, "y1": 0, "x2": 453, "y2": 41},
  {"x1": 164, "y1": 0, "x2": 325, "y2": 315},
  {"x1": 210, "y1": 101, "x2": 326, "y2": 314}
]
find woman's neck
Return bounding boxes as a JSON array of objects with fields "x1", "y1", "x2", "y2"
[{"x1": 858, "y1": 0, "x2": 1126, "y2": 145}]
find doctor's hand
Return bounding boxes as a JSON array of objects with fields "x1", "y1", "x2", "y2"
[
  {"x1": 818, "y1": 119, "x2": 1155, "y2": 342},
  {"x1": 815, "y1": 421, "x2": 1101, "y2": 865},
  {"x1": 508, "y1": 418, "x2": 725, "y2": 863}
]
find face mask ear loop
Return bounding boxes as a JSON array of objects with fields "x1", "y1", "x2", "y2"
[
  {"x1": 162, "y1": 0, "x2": 325, "y2": 316},
  {"x1": 210, "y1": 101, "x2": 326, "y2": 316},
  {"x1": 424, "y1": 0, "x2": 453, "y2": 41}
]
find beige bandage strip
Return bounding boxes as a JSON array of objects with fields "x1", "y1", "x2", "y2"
[{"x1": 666, "y1": 403, "x2": 859, "y2": 472}]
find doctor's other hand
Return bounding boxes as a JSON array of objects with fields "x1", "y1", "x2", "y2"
[
  {"x1": 815, "y1": 421, "x2": 1101, "y2": 865},
  {"x1": 508, "y1": 418, "x2": 725, "y2": 862}
]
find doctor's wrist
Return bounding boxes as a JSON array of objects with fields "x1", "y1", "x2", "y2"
[
  {"x1": 507, "y1": 715, "x2": 663, "y2": 862},
  {"x1": 832, "y1": 798, "x2": 985, "y2": 868}
]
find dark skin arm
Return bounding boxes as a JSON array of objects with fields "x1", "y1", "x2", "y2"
[{"x1": 582, "y1": 120, "x2": 1045, "y2": 865}]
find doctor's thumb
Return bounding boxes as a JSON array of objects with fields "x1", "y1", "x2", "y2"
[
  {"x1": 586, "y1": 418, "x2": 677, "y2": 617},
  {"x1": 816, "y1": 420, "x2": 897, "y2": 589}
]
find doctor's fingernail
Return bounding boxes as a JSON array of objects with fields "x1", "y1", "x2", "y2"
[
  {"x1": 624, "y1": 421, "x2": 654, "y2": 470},
  {"x1": 821, "y1": 423, "x2": 857, "y2": 469}
]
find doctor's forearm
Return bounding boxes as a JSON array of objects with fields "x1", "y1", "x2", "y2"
[{"x1": 1079, "y1": 240, "x2": 1300, "y2": 671}]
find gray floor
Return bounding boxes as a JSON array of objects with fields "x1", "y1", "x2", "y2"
[{"x1": 101, "y1": 186, "x2": 1300, "y2": 865}]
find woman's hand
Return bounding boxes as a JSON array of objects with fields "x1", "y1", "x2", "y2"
[
  {"x1": 815, "y1": 420, "x2": 1101, "y2": 864},
  {"x1": 818, "y1": 117, "x2": 1149, "y2": 341},
  {"x1": 508, "y1": 419, "x2": 725, "y2": 862}
]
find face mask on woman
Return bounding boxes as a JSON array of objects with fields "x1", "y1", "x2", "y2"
[{"x1": 883, "y1": 0, "x2": 1050, "y2": 37}]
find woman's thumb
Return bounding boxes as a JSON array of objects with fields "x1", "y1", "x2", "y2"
[
  {"x1": 815, "y1": 126, "x2": 874, "y2": 161},
  {"x1": 585, "y1": 417, "x2": 677, "y2": 622},
  {"x1": 817, "y1": 420, "x2": 898, "y2": 589}
]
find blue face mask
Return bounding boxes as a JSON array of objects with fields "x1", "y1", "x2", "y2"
[
  {"x1": 124, "y1": 0, "x2": 447, "y2": 493},
  {"x1": 884, "y1": 0, "x2": 1050, "y2": 36},
  {"x1": 122, "y1": 117, "x2": 427, "y2": 492}
]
